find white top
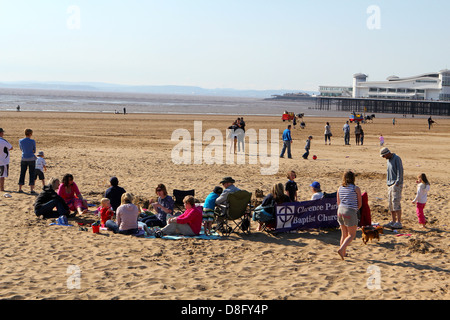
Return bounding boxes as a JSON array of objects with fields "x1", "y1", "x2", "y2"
[
  {"x1": 413, "y1": 183, "x2": 430, "y2": 204},
  {"x1": 36, "y1": 157, "x2": 46, "y2": 171},
  {"x1": 0, "y1": 138, "x2": 13, "y2": 166},
  {"x1": 311, "y1": 192, "x2": 324, "y2": 200}
]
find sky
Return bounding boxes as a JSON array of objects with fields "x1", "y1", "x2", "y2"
[{"x1": 0, "y1": 0, "x2": 449, "y2": 92}]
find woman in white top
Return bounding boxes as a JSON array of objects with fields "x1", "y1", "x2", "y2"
[
  {"x1": 411, "y1": 173, "x2": 430, "y2": 227},
  {"x1": 336, "y1": 171, "x2": 362, "y2": 260}
]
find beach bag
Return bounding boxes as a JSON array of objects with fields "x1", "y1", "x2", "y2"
[{"x1": 252, "y1": 204, "x2": 274, "y2": 223}]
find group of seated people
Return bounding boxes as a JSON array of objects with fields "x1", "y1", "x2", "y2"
[
  {"x1": 34, "y1": 172, "x2": 327, "y2": 237},
  {"x1": 33, "y1": 174, "x2": 244, "y2": 237}
]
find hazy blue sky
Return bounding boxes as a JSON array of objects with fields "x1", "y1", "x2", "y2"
[{"x1": 0, "y1": 0, "x2": 449, "y2": 91}]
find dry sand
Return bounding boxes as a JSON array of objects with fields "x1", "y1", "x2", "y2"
[{"x1": 0, "y1": 111, "x2": 448, "y2": 300}]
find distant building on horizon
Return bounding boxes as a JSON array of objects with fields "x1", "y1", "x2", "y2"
[{"x1": 319, "y1": 69, "x2": 450, "y2": 101}]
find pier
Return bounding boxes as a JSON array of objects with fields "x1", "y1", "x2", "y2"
[{"x1": 315, "y1": 97, "x2": 450, "y2": 116}]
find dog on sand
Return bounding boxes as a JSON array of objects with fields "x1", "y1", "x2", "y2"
[{"x1": 361, "y1": 225, "x2": 383, "y2": 245}]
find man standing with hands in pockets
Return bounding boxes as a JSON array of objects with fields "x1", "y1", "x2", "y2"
[{"x1": 381, "y1": 147, "x2": 404, "y2": 229}]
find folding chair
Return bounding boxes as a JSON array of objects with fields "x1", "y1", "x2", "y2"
[
  {"x1": 215, "y1": 190, "x2": 252, "y2": 237},
  {"x1": 173, "y1": 189, "x2": 195, "y2": 212}
]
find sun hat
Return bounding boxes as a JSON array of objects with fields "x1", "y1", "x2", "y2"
[
  {"x1": 220, "y1": 176, "x2": 235, "y2": 184},
  {"x1": 310, "y1": 181, "x2": 321, "y2": 189},
  {"x1": 380, "y1": 147, "x2": 391, "y2": 157},
  {"x1": 0, "y1": 128, "x2": 4, "y2": 133},
  {"x1": 38, "y1": 151, "x2": 44, "y2": 156}
]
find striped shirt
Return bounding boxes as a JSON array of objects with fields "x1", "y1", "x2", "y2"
[{"x1": 338, "y1": 184, "x2": 359, "y2": 210}]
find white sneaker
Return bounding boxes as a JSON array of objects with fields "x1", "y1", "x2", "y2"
[
  {"x1": 392, "y1": 222, "x2": 403, "y2": 229},
  {"x1": 384, "y1": 221, "x2": 394, "y2": 228}
]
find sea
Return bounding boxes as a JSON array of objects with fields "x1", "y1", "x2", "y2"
[{"x1": 0, "y1": 88, "x2": 348, "y2": 117}]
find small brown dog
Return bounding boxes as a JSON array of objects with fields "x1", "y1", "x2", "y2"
[{"x1": 361, "y1": 226, "x2": 384, "y2": 245}]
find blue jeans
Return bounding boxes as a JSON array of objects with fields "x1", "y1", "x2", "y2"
[
  {"x1": 35, "y1": 199, "x2": 69, "y2": 219},
  {"x1": 280, "y1": 141, "x2": 292, "y2": 158},
  {"x1": 19, "y1": 160, "x2": 35, "y2": 186},
  {"x1": 302, "y1": 148, "x2": 310, "y2": 159},
  {"x1": 105, "y1": 220, "x2": 139, "y2": 235}
]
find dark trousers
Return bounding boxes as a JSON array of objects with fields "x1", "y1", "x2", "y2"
[
  {"x1": 19, "y1": 160, "x2": 35, "y2": 186},
  {"x1": 35, "y1": 199, "x2": 69, "y2": 219},
  {"x1": 140, "y1": 215, "x2": 166, "y2": 228},
  {"x1": 302, "y1": 148, "x2": 310, "y2": 159},
  {"x1": 344, "y1": 132, "x2": 350, "y2": 145}
]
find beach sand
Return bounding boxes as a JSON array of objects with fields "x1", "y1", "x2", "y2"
[{"x1": 0, "y1": 111, "x2": 448, "y2": 300}]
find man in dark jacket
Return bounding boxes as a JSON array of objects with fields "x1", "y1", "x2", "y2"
[
  {"x1": 104, "y1": 176, "x2": 126, "y2": 212},
  {"x1": 34, "y1": 178, "x2": 70, "y2": 219}
]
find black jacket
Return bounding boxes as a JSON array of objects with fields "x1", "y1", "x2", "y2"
[{"x1": 34, "y1": 185, "x2": 70, "y2": 213}]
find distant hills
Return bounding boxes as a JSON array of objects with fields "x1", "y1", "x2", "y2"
[{"x1": 0, "y1": 81, "x2": 318, "y2": 98}]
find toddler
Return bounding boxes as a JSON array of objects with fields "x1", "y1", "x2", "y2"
[
  {"x1": 411, "y1": 173, "x2": 430, "y2": 228},
  {"x1": 379, "y1": 134, "x2": 384, "y2": 147},
  {"x1": 35, "y1": 151, "x2": 47, "y2": 187},
  {"x1": 99, "y1": 198, "x2": 114, "y2": 227}
]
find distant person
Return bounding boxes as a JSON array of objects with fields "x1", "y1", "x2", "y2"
[
  {"x1": 379, "y1": 134, "x2": 384, "y2": 147},
  {"x1": 123, "y1": 107, "x2": 127, "y2": 115},
  {"x1": 360, "y1": 128, "x2": 364, "y2": 145},
  {"x1": 17, "y1": 105, "x2": 20, "y2": 112},
  {"x1": 0, "y1": 128, "x2": 13, "y2": 192},
  {"x1": 380, "y1": 147, "x2": 404, "y2": 229},
  {"x1": 428, "y1": 116, "x2": 434, "y2": 130},
  {"x1": 104, "y1": 176, "x2": 126, "y2": 212},
  {"x1": 18, "y1": 129, "x2": 37, "y2": 194},
  {"x1": 392, "y1": 118, "x2": 396, "y2": 126},
  {"x1": 343, "y1": 121, "x2": 350, "y2": 145},
  {"x1": 324, "y1": 122, "x2": 332, "y2": 145},
  {"x1": 302, "y1": 136, "x2": 312, "y2": 159},
  {"x1": 280, "y1": 125, "x2": 293, "y2": 159},
  {"x1": 35, "y1": 151, "x2": 47, "y2": 187},
  {"x1": 354, "y1": 123, "x2": 362, "y2": 145}
]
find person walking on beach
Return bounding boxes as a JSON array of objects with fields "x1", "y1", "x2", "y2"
[
  {"x1": 343, "y1": 121, "x2": 350, "y2": 145},
  {"x1": 354, "y1": 123, "x2": 362, "y2": 145},
  {"x1": 336, "y1": 171, "x2": 362, "y2": 260},
  {"x1": 18, "y1": 129, "x2": 37, "y2": 194},
  {"x1": 280, "y1": 125, "x2": 293, "y2": 159},
  {"x1": 324, "y1": 122, "x2": 332, "y2": 145},
  {"x1": 428, "y1": 116, "x2": 434, "y2": 130},
  {"x1": 0, "y1": 128, "x2": 13, "y2": 192},
  {"x1": 412, "y1": 173, "x2": 430, "y2": 228},
  {"x1": 380, "y1": 147, "x2": 404, "y2": 229}
]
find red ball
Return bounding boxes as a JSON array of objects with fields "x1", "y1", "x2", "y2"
[{"x1": 313, "y1": 155, "x2": 317, "y2": 160}]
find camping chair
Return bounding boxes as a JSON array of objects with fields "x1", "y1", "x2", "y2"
[
  {"x1": 214, "y1": 190, "x2": 252, "y2": 237},
  {"x1": 173, "y1": 189, "x2": 195, "y2": 212}
]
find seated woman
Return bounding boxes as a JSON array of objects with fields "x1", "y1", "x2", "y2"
[
  {"x1": 105, "y1": 193, "x2": 140, "y2": 235},
  {"x1": 57, "y1": 174, "x2": 88, "y2": 215},
  {"x1": 253, "y1": 183, "x2": 290, "y2": 231},
  {"x1": 34, "y1": 177, "x2": 70, "y2": 219},
  {"x1": 161, "y1": 195, "x2": 203, "y2": 236},
  {"x1": 140, "y1": 184, "x2": 174, "y2": 227}
]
